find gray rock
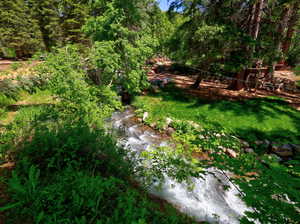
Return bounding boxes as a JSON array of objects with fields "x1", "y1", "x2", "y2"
[
  {"x1": 290, "y1": 144, "x2": 300, "y2": 153},
  {"x1": 255, "y1": 140, "x2": 264, "y2": 145},
  {"x1": 272, "y1": 144, "x2": 293, "y2": 157},
  {"x1": 269, "y1": 154, "x2": 282, "y2": 162},
  {"x1": 225, "y1": 148, "x2": 237, "y2": 158},
  {"x1": 166, "y1": 127, "x2": 175, "y2": 135},
  {"x1": 150, "y1": 122, "x2": 156, "y2": 129},
  {"x1": 244, "y1": 148, "x2": 254, "y2": 153},
  {"x1": 142, "y1": 112, "x2": 149, "y2": 122},
  {"x1": 165, "y1": 117, "x2": 173, "y2": 126},
  {"x1": 241, "y1": 140, "x2": 250, "y2": 148},
  {"x1": 264, "y1": 139, "x2": 271, "y2": 146}
]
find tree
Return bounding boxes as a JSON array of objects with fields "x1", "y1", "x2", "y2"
[
  {"x1": 27, "y1": 0, "x2": 60, "y2": 52},
  {"x1": 84, "y1": 0, "x2": 158, "y2": 96},
  {"x1": 282, "y1": 1, "x2": 300, "y2": 60},
  {"x1": 0, "y1": 0, "x2": 43, "y2": 57},
  {"x1": 167, "y1": 0, "x2": 299, "y2": 90}
]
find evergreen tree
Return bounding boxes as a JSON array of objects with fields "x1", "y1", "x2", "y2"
[
  {"x1": 0, "y1": 0, "x2": 43, "y2": 58},
  {"x1": 28, "y1": 0, "x2": 61, "y2": 51},
  {"x1": 84, "y1": 0, "x2": 159, "y2": 95}
]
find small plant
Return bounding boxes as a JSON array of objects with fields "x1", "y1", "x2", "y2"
[
  {"x1": 10, "y1": 62, "x2": 22, "y2": 71},
  {"x1": 293, "y1": 64, "x2": 300, "y2": 76}
]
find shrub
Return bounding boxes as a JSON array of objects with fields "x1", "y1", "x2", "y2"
[
  {"x1": 2, "y1": 122, "x2": 193, "y2": 224},
  {"x1": 4, "y1": 166, "x2": 191, "y2": 224},
  {"x1": 0, "y1": 93, "x2": 15, "y2": 108}
]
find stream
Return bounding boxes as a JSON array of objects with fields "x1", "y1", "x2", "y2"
[{"x1": 107, "y1": 108, "x2": 253, "y2": 224}]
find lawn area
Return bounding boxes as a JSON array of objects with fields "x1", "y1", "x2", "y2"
[
  {"x1": 0, "y1": 89, "x2": 54, "y2": 126},
  {"x1": 133, "y1": 86, "x2": 300, "y2": 144}
]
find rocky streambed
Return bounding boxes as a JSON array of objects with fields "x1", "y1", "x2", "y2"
[{"x1": 106, "y1": 108, "x2": 254, "y2": 224}]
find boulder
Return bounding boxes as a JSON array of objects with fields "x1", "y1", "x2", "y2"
[
  {"x1": 166, "y1": 127, "x2": 175, "y2": 135},
  {"x1": 271, "y1": 144, "x2": 293, "y2": 157},
  {"x1": 187, "y1": 121, "x2": 201, "y2": 130},
  {"x1": 290, "y1": 144, "x2": 300, "y2": 153},
  {"x1": 269, "y1": 154, "x2": 282, "y2": 162},
  {"x1": 142, "y1": 112, "x2": 149, "y2": 122},
  {"x1": 225, "y1": 148, "x2": 237, "y2": 158},
  {"x1": 255, "y1": 140, "x2": 264, "y2": 145},
  {"x1": 244, "y1": 148, "x2": 254, "y2": 153},
  {"x1": 240, "y1": 140, "x2": 250, "y2": 148},
  {"x1": 165, "y1": 117, "x2": 173, "y2": 126},
  {"x1": 150, "y1": 122, "x2": 157, "y2": 129}
]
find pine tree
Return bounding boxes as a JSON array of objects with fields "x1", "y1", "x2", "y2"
[
  {"x1": 0, "y1": 0, "x2": 43, "y2": 58},
  {"x1": 27, "y1": 0, "x2": 61, "y2": 51}
]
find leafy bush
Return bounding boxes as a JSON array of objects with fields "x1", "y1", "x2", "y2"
[
  {"x1": 0, "y1": 93, "x2": 15, "y2": 108},
  {"x1": 2, "y1": 120, "x2": 193, "y2": 224},
  {"x1": 4, "y1": 165, "x2": 191, "y2": 224},
  {"x1": 16, "y1": 124, "x2": 131, "y2": 177},
  {"x1": 36, "y1": 45, "x2": 122, "y2": 126}
]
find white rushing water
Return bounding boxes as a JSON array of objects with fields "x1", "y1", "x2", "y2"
[{"x1": 108, "y1": 108, "x2": 253, "y2": 224}]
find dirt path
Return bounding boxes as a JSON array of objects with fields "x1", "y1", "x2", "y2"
[
  {"x1": 148, "y1": 62, "x2": 300, "y2": 110},
  {"x1": 0, "y1": 60, "x2": 40, "y2": 80}
]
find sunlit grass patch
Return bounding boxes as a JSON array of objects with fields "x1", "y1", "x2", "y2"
[{"x1": 133, "y1": 87, "x2": 300, "y2": 144}]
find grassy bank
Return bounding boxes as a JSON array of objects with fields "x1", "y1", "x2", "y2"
[{"x1": 133, "y1": 86, "x2": 300, "y2": 144}]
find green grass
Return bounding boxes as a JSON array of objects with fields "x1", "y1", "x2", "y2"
[
  {"x1": 17, "y1": 89, "x2": 54, "y2": 105},
  {"x1": 0, "y1": 89, "x2": 54, "y2": 126},
  {"x1": 133, "y1": 86, "x2": 300, "y2": 144}
]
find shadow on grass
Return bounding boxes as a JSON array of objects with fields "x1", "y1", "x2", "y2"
[
  {"x1": 6, "y1": 103, "x2": 53, "y2": 112},
  {"x1": 147, "y1": 84, "x2": 193, "y2": 103},
  {"x1": 148, "y1": 85, "x2": 300, "y2": 144},
  {"x1": 191, "y1": 97, "x2": 297, "y2": 123}
]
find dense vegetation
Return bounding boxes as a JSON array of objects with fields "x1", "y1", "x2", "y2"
[{"x1": 0, "y1": 0, "x2": 299, "y2": 223}]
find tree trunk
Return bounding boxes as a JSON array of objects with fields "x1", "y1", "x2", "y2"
[
  {"x1": 282, "y1": 1, "x2": 300, "y2": 60},
  {"x1": 268, "y1": 5, "x2": 292, "y2": 78},
  {"x1": 191, "y1": 73, "x2": 202, "y2": 89},
  {"x1": 251, "y1": 0, "x2": 265, "y2": 40},
  {"x1": 230, "y1": 0, "x2": 265, "y2": 91},
  {"x1": 228, "y1": 70, "x2": 247, "y2": 91}
]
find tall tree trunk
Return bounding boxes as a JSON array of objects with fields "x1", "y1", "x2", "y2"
[
  {"x1": 231, "y1": 0, "x2": 265, "y2": 90},
  {"x1": 282, "y1": 1, "x2": 300, "y2": 61},
  {"x1": 191, "y1": 58, "x2": 214, "y2": 89},
  {"x1": 191, "y1": 73, "x2": 202, "y2": 89},
  {"x1": 268, "y1": 5, "x2": 292, "y2": 78},
  {"x1": 228, "y1": 69, "x2": 247, "y2": 91},
  {"x1": 251, "y1": 0, "x2": 265, "y2": 40}
]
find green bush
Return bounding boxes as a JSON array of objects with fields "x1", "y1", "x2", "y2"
[
  {"x1": 4, "y1": 165, "x2": 191, "y2": 224},
  {"x1": 2, "y1": 122, "x2": 193, "y2": 224},
  {"x1": 16, "y1": 124, "x2": 131, "y2": 177},
  {"x1": 0, "y1": 93, "x2": 15, "y2": 107}
]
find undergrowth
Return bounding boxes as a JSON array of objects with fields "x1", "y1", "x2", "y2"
[
  {"x1": 133, "y1": 85, "x2": 300, "y2": 223},
  {"x1": 0, "y1": 46, "x2": 194, "y2": 224},
  {"x1": 133, "y1": 85, "x2": 300, "y2": 144}
]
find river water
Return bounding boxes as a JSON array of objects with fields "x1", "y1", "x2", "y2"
[{"x1": 108, "y1": 108, "x2": 252, "y2": 224}]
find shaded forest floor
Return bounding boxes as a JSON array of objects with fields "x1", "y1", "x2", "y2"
[{"x1": 148, "y1": 60, "x2": 300, "y2": 110}]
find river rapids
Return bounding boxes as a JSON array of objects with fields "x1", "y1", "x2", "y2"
[{"x1": 107, "y1": 108, "x2": 253, "y2": 224}]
